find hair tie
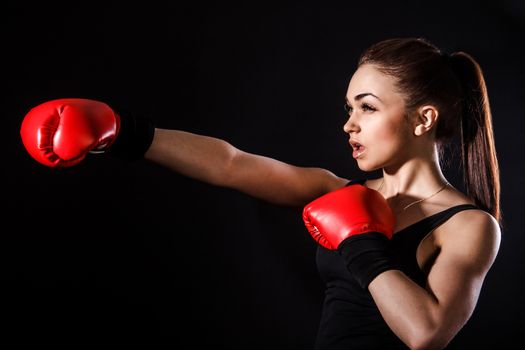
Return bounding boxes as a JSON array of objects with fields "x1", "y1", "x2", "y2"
[{"x1": 441, "y1": 51, "x2": 460, "y2": 81}]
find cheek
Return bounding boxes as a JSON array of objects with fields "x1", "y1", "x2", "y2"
[
  {"x1": 374, "y1": 120, "x2": 406, "y2": 145},
  {"x1": 369, "y1": 119, "x2": 411, "y2": 157}
]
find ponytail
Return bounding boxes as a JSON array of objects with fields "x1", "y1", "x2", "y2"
[{"x1": 448, "y1": 52, "x2": 502, "y2": 226}]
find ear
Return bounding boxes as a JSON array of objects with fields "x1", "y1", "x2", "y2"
[{"x1": 413, "y1": 105, "x2": 439, "y2": 136}]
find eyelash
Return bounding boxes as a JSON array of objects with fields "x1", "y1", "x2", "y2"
[{"x1": 344, "y1": 103, "x2": 375, "y2": 114}]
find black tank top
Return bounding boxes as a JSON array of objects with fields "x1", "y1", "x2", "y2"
[{"x1": 315, "y1": 178, "x2": 479, "y2": 349}]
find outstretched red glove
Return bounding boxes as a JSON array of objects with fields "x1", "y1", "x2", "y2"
[{"x1": 20, "y1": 98, "x2": 154, "y2": 168}]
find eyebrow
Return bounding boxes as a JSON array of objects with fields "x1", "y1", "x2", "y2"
[{"x1": 345, "y1": 93, "x2": 382, "y2": 103}]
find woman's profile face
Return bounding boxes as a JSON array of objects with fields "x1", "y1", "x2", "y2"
[{"x1": 343, "y1": 64, "x2": 414, "y2": 171}]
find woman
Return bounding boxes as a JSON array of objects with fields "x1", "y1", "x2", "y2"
[{"x1": 20, "y1": 37, "x2": 502, "y2": 349}]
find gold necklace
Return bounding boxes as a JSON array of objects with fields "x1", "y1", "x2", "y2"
[{"x1": 377, "y1": 179, "x2": 449, "y2": 211}]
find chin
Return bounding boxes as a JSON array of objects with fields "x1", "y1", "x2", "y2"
[
  {"x1": 356, "y1": 162, "x2": 380, "y2": 172},
  {"x1": 356, "y1": 157, "x2": 385, "y2": 172}
]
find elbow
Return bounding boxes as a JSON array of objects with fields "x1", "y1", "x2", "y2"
[
  {"x1": 403, "y1": 318, "x2": 456, "y2": 350},
  {"x1": 213, "y1": 141, "x2": 239, "y2": 187},
  {"x1": 406, "y1": 329, "x2": 452, "y2": 350}
]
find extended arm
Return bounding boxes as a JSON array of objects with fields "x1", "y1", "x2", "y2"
[
  {"x1": 20, "y1": 99, "x2": 349, "y2": 207},
  {"x1": 20, "y1": 98, "x2": 347, "y2": 206}
]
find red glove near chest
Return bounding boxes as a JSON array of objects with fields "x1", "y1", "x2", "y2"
[{"x1": 302, "y1": 183, "x2": 397, "y2": 289}]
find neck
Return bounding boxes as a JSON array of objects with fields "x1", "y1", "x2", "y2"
[{"x1": 379, "y1": 147, "x2": 448, "y2": 200}]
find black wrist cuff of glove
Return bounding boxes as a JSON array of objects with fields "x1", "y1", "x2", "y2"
[
  {"x1": 107, "y1": 107, "x2": 155, "y2": 161},
  {"x1": 338, "y1": 232, "x2": 394, "y2": 290}
]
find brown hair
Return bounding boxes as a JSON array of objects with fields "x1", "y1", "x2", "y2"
[{"x1": 357, "y1": 37, "x2": 502, "y2": 225}]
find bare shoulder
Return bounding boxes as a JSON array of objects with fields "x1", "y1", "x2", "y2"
[
  {"x1": 436, "y1": 208, "x2": 502, "y2": 270},
  {"x1": 439, "y1": 207, "x2": 501, "y2": 240}
]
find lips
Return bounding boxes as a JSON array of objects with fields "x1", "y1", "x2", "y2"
[{"x1": 349, "y1": 139, "x2": 366, "y2": 158}]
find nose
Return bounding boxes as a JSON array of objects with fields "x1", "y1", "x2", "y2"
[{"x1": 343, "y1": 115, "x2": 359, "y2": 134}]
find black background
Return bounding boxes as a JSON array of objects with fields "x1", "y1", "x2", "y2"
[{"x1": 3, "y1": 1, "x2": 524, "y2": 348}]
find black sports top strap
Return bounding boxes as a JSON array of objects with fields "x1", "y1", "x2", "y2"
[{"x1": 404, "y1": 203, "x2": 479, "y2": 235}]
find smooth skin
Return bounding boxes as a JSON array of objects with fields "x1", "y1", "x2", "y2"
[{"x1": 145, "y1": 63, "x2": 501, "y2": 350}]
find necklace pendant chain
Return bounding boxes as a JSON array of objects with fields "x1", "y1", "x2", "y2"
[{"x1": 377, "y1": 179, "x2": 449, "y2": 211}]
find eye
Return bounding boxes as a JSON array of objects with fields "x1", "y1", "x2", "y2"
[
  {"x1": 361, "y1": 103, "x2": 375, "y2": 111},
  {"x1": 343, "y1": 103, "x2": 376, "y2": 115}
]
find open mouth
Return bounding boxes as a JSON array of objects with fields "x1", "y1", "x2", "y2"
[{"x1": 350, "y1": 141, "x2": 366, "y2": 158}]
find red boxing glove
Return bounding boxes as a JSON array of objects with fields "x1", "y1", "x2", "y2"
[
  {"x1": 20, "y1": 98, "x2": 120, "y2": 168},
  {"x1": 20, "y1": 98, "x2": 155, "y2": 168},
  {"x1": 303, "y1": 183, "x2": 396, "y2": 288},
  {"x1": 303, "y1": 184, "x2": 395, "y2": 250}
]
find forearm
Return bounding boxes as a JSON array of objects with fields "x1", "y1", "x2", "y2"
[
  {"x1": 144, "y1": 128, "x2": 348, "y2": 206},
  {"x1": 144, "y1": 128, "x2": 237, "y2": 186},
  {"x1": 369, "y1": 270, "x2": 451, "y2": 350}
]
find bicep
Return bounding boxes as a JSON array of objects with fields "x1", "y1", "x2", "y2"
[
  {"x1": 226, "y1": 149, "x2": 349, "y2": 206},
  {"x1": 425, "y1": 212, "x2": 501, "y2": 338}
]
